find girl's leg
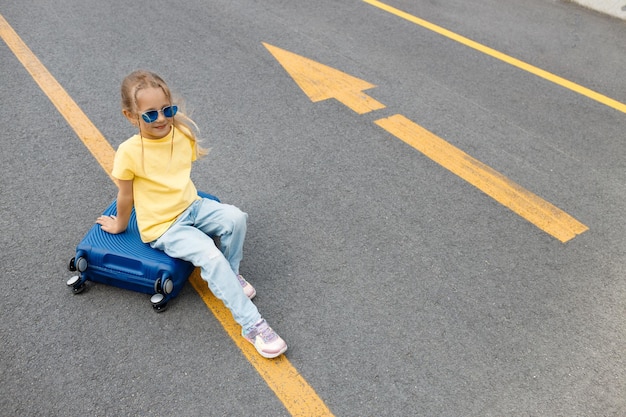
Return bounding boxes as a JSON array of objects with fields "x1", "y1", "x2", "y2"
[
  {"x1": 188, "y1": 198, "x2": 247, "y2": 274},
  {"x1": 151, "y1": 216, "x2": 260, "y2": 330},
  {"x1": 152, "y1": 200, "x2": 287, "y2": 358}
]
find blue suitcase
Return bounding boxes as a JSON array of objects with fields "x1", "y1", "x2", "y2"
[{"x1": 67, "y1": 191, "x2": 219, "y2": 312}]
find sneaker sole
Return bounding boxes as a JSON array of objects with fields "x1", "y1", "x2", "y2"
[
  {"x1": 257, "y1": 344, "x2": 288, "y2": 359},
  {"x1": 246, "y1": 288, "x2": 256, "y2": 300},
  {"x1": 244, "y1": 337, "x2": 288, "y2": 358}
]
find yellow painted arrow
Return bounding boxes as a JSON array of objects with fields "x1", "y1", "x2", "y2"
[
  {"x1": 264, "y1": 43, "x2": 588, "y2": 242},
  {"x1": 263, "y1": 42, "x2": 386, "y2": 114}
]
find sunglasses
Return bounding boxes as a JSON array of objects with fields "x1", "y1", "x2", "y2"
[{"x1": 141, "y1": 105, "x2": 178, "y2": 123}]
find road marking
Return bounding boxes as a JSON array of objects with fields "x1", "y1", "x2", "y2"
[
  {"x1": 263, "y1": 42, "x2": 385, "y2": 114},
  {"x1": 0, "y1": 13, "x2": 333, "y2": 417},
  {"x1": 363, "y1": 0, "x2": 626, "y2": 115},
  {"x1": 0, "y1": 15, "x2": 117, "y2": 181},
  {"x1": 264, "y1": 43, "x2": 587, "y2": 242},
  {"x1": 375, "y1": 114, "x2": 588, "y2": 242},
  {"x1": 189, "y1": 273, "x2": 333, "y2": 416}
]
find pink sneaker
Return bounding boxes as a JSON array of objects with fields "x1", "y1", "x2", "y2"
[
  {"x1": 243, "y1": 319, "x2": 288, "y2": 358},
  {"x1": 237, "y1": 274, "x2": 256, "y2": 299}
]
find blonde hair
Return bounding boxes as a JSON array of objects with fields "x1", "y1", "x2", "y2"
[{"x1": 120, "y1": 70, "x2": 208, "y2": 158}]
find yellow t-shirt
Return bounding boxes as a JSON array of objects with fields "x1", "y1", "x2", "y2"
[{"x1": 112, "y1": 126, "x2": 199, "y2": 242}]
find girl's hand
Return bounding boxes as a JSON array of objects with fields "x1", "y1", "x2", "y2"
[{"x1": 96, "y1": 214, "x2": 127, "y2": 234}]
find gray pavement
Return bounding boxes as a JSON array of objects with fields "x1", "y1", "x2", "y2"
[{"x1": 1, "y1": 0, "x2": 625, "y2": 416}]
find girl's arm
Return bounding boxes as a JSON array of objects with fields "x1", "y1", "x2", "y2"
[{"x1": 96, "y1": 179, "x2": 134, "y2": 234}]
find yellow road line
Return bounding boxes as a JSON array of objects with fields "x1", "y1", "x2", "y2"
[
  {"x1": 0, "y1": 14, "x2": 116, "y2": 181},
  {"x1": 363, "y1": 0, "x2": 626, "y2": 115},
  {"x1": 0, "y1": 13, "x2": 333, "y2": 417},
  {"x1": 375, "y1": 114, "x2": 588, "y2": 242},
  {"x1": 190, "y1": 273, "x2": 333, "y2": 416}
]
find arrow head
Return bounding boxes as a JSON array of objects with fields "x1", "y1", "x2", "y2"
[{"x1": 263, "y1": 43, "x2": 386, "y2": 114}]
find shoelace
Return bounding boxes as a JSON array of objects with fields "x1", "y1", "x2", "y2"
[
  {"x1": 237, "y1": 274, "x2": 247, "y2": 286},
  {"x1": 258, "y1": 327, "x2": 278, "y2": 342},
  {"x1": 249, "y1": 320, "x2": 277, "y2": 342}
]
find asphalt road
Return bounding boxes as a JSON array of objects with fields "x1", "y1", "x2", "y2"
[{"x1": 1, "y1": 0, "x2": 625, "y2": 416}]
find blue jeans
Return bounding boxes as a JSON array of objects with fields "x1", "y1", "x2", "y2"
[{"x1": 150, "y1": 198, "x2": 261, "y2": 331}]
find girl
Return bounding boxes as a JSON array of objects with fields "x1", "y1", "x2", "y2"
[{"x1": 96, "y1": 70, "x2": 287, "y2": 359}]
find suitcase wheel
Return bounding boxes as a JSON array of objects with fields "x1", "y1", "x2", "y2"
[
  {"x1": 75, "y1": 256, "x2": 88, "y2": 273},
  {"x1": 68, "y1": 257, "x2": 76, "y2": 272},
  {"x1": 67, "y1": 256, "x2": 88, "y2": 294},
  {"x1": 154, "y1": 277, "x2": 174, "y2": 295},
  {"x1": 150, "y1": 293, "x2": 169, "y2": 313},
  {"x1": 66, "y1": 275, "x2": 87, "y2": 294}
]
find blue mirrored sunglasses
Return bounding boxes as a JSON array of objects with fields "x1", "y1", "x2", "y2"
[{"x1": 141, "y1": 105, "x2": 178, "y2": 123}]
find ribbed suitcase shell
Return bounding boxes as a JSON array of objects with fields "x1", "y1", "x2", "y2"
[{"x1": 68, "y1": 191, "x2": 219, "y2": 311}]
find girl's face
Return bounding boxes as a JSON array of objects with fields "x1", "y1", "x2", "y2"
[{"x1": 130, "y1": 87, "x2": 174, "y2": 140}]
